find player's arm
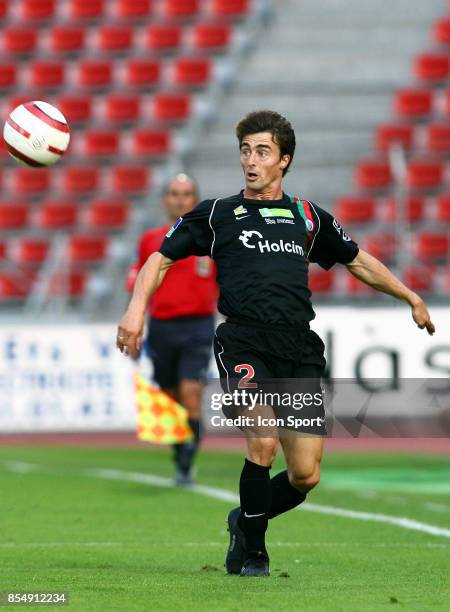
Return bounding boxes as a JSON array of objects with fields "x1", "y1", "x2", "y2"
[
  {"x1": 345, "y1": 249, "x2": 435, "y2": 335},
  {"x1": 117, "y1": 252, "x2": 174, "y2": 358}
]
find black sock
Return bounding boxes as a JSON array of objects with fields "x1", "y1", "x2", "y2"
[
  {"x1": 268, "y1": 470, "x2": 306, "y2": 519},
  {"x1": 237, "y1": 459, "x2": 271, "y2": 556},
  {"x1": 173, "y1": 418, "x2": 201, "y2": 475}
]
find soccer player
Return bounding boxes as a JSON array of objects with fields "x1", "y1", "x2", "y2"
[
  {"x1": 116, "y1": 111, "x2": 435, "y2": 576},
  {"x1": 128, "y1": 173, "x2": 217, "y2": 485}
]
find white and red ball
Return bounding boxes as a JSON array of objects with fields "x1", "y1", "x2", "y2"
[{"x1": 3, "y1": 101, "x2": 70, "y2": 167}]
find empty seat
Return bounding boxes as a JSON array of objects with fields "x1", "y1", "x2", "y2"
[
  {"x1": 375, "y1": 124, "x2": 414, "y2": 152},
  {"x1": 345, "y1": 273, "x2": 375, "y2": 295},
  {"x1": 83, "y1": 130, "x2": 120, "y2": 157},
  {"x1": 56, "y1": 95, "x2": 92, "y2": 123},
  {"x1": 0, "y1": 241, "x2": 6, "y2": 259},
  {"x1": 111, "y1": 166, "x2": 151, "y2": 193},
  {"x1": 433, "y1": 18, "x2": 450, "y2": 45},
  {"x1": 406, "y1": 159, "x2": 444, "y2": 190},
  {"x1": 0, "y1": 63, "x2": 17, "y2": 88},
  {"x1": 30, "y1": 61, "x2": 65, "y2": 88},
  {"x1": 97, "y1": 26, "x2": 133, "y2": 52},
  {"x1": 86, "y1": 199, "x2": 130, "y2": 229},
  {"x1": 172, "y1": 57, "x2": 211, "y2": 86},
  {"x1": 13, "y1": 168, "x2": 50, "y2": 194},
  {"x1": 308, "y1": 268, "x2": 334, "y2": 293},
  {"x1": 436, "y1": 194, "x2": 450, "y2": 222},
  {"x1": 50, "y1": 26, "x2": 85, "y2": 53},
  {"x1": 145, "y1": 24, "x2": 182, "y2": 52},
  {"x1": 210, "y1": 0, "x2": 249, "y2": 18},
  {"x1": 69, "y1": 0, "x2": 104, "y2": 19},
  {"x1": 49, "y1": 269, "x2": 87, "y2": 298},
  {"x1": 0, "y1": 0, "x2": 7, "y2": 19},
  {"x1": 334, "y1": 195, "x2": 375, "y2": 223},
  {"x1": 0, "y1": 271, "x2": 33, "y2": 300},
  {"x1": 77, "y1": 60, "x2": 113, "y2": 88},
  {"x1": 15, "y1": 237, "x2": 50, "y2": 265},
  {"x1": 104, "y1": 94, "x2": 140, "y2": 122},
  {"x1": 416, "y1": 232, "x2": 449, "y2": 259},
  {"x1": 365, "y1": 234, "x2": 397, "y2": 263},
  {"x1": 0, "y1": 202, "x2": 29, "y2": 229},
  {"x1": 192, "y1": 23, "x2": 231, "y2": 50},
  {"x1": 3, "y1": 28, "x2": 37, "y2": 54},
  {"x1": 161, "y1": 0, "x2": 199, "y2": 18},
  {"x1": 125, "y1": 59, "x2": 161, "y2": 87},
  {"x1": 62, "y1": 166, "x2": 100, "y2": 194},
  {"x1": 444, "y1": 89, "x2": 450, "y2": 117},
  {"x1": 384, "y1": 196, "x2": 425, "y2": 223},
  {"x1": 425, "y1": 123, "x2": 450, "y2": 155},
  {"x1": 22, "y1": 0, "x2": 55, "y2": 20},
  {"x1": 132, "y1": 129, "x2": 172, "y2": 156},
  {"x1": 36, "y1": 200, "x2": 78, "y2": 229},
  {"x1": 414, "y1": 52, "x2": 450, "y2": 82},
  {"x1": 354, "y1": 159, "x2": 392, "y2": 190},
  {"x1": 114, "y1": 0, "x2": 152, "y2": 18},
  {"x1": 67, "y1": 234, "x2": 108, "y2": 263},
  {"x1": 394, "y1": 89, "x2": 432, "y2": 118},
  {"x1": 152, "y1": 92, "x2": 191, "y2": 121},
  {"x1": 403, "y1": 266, "x2": 434, "y2": 292}
]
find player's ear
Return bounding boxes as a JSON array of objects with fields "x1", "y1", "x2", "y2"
[{"x1": 280, "y1": 155, "x2": 290, "y2": 170}]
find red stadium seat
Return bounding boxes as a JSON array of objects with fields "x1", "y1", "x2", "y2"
[
  {"x1": 14, "y1": 237, "x2": 50, "y2": 266},
  {"x1": 0, "y1": 63, "x2": 17, "y2": 88},
  {"x1": 86, "y1": 199, "x2": 130, "y2": 229},
  {"x1": 172, "y1": 57, "x2": 211, "y2": 87},
  {"x1": 69, "y1": 0, "x2": 104, "y2": 19},
  {"x1": 77, "y1": 60, "x2": 113, "y2": 88},
  {"x1": 365, "y1": 234, "x2": 397, "y2": 263},
  {"x1": 375, "y1": 124, "x2": 414, "y2": 152},
  {"x1": 0, "y1": 271, "x2": 33, "y2": 300},
  {"x1": 56, "y1": 95, "x2": 92, "y2": 123},
  {"x1": 62, "y1": 166, "x2": 100, "y2": 194},
  {"x1": 443, "y1": 89, "x2": 450, "y2": 117},
  {"x1": 416, "y1": 232, "x2": 449, "y2": 259},
  {"x1": 384, "y1": 196, "x2": 425, "y2": 223},
  {"x1": 152, "y1": 92, "x2": 191, "y2": 121},
  {"x1": 345, "y1": 273, "x2": 376, "y2": 295},
  {"x1": 394, "y1": 89, "x2": 433, "y2": 118},
  {"x1": 0, "y1": 0, "x2": 7, "y2": 19},
  {"x1": 436, "y1": 194, "x2": 450, "y2": 222},
  {"x1": 308, "y1": 268, "x2": 334, "y2": 293},
  {"x1": 334, "y1": 195, "x2": 375, "y2": 224},
  {"x1": 132, "y1": 129, "x2": 172, "y2": 156},
  {"x1": 125, "y1": 59, "x2": 161, "y2": 87},
  {"x1": 50, "y1": 27, "x2": 85, "y2": 53},
  {"x1": 354, "y1": 159, "x2": 392, "y2": 190},
  {"x1": 49, "y1": 270, "x2": 87, "y2": 298},
  {"x1": 22, "y1": 0, "x2": 55, "y2": 20},
  {"x1": 111, "y1": 166, "x2": 151, "y2": 193},
  {"x1": 114, "y1": 0, "x2": 152, "y2": 18},
  {"x1": 210, "y1": 0, "x2": 249, "y2": 18},
  {"x1": 406, "y1": 159, "x2": 444, "y2": 190},
  {"x1": 104, "y1": 94, "x2": 140, "y2": 123},
  {"x1": 83, "y1": 130, "x2": 120, "y2": 157},
  {"x1": 67, "y1": 235, "x2": 108, "y2": 263},
  {"x1": 145, "y1": 24, "x2": 182, "y2": 52},
  {"x1": 13, "y1": 168, "x2": 50, "y2": 194},
  {"x1": 425, "y1": 123, "x2": 450, "y2": 155},
  {"x1": 403, "y1": 266, "x2": 434, "y2": 292},
  {"x1": 414, "y1": 52, "x2": 450, "y2": 82},
  {"x1": 0, "y1": 241, "x2": 6, "y2": 259},
  {"x1": 3, "y1": 28, "x2": 37, "y2": 54},
  {"x1": 36, "y1": 200, "x2": 78, "y2": 229},
  {"x1": 161, "y1": 0, "x2": 199, "y2": 19},
  {"x1": 433, "y1": 18, "x2": 450, "y2": 45},
  {"x1": 7, "y1": 95, "x2": 36, "y2": 113},
  {"x1": 97, "y1": 26, "x2": 133, "y2": 52},
  {"x1": 0, "y1": 202, "x2": 29, "y2": 229},
  {"x1": 30, "y1": 61, "x2": 65, "y2": 88},
  {"x1": 192, "y1": 23, "x2": 231, "y2": 49}
]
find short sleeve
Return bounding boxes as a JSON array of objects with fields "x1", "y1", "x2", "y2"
[
  {"x1": 158, "y1": 199, "x2": 215, "y2": 261},
  {"x1": 308, "y1": 204, "x2": 359, "y2": 270}
]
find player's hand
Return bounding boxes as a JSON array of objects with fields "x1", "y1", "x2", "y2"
[
  {"x1": 411, "y1": 299, "x2": 435, "y2": 335},
  {"x1": 116, "y1": 309, "x2": 145, "y2": 359}
]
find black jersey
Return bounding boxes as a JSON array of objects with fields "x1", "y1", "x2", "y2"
[{"x1": 159, "y1": 191, "x2": 359, "y2": 326}]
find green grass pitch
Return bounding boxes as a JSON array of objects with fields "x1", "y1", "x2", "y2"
[{"x1": 0, "y1": 446, "x2": 449, "y2": 611}]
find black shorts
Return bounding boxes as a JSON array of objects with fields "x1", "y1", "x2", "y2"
[
  {"x1": 213, "y1": 319, "x2": 327, "y2": 435},
  {"x1": 146, "y1": 315, "x2": 214, "y2": 389}
]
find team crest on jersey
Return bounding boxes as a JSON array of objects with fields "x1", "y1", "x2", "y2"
[
  {"x1": 166, "y1": 217, "x2": 182, "y2": 238},
  {"x1": 233, "y1": 205, "x2": 248, "y2": 215},
  {"x1": 306, "y1": 219, "x2": 314, "y2": 231}
]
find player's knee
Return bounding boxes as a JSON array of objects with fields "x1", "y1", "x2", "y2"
[
  {"x1": 248, "y1": 438, "x2": 278, "y2": 467},
  {"x1": 288, "y1": 465, "x2": 320, "y2": 492}
]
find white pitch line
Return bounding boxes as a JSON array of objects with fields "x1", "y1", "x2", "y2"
[
  {"x1": 87, "y1": 468, "x2": 450, "y2": 540},
  {"x1": 4, "y1": 461, "x2": 38, "y2": 473}
]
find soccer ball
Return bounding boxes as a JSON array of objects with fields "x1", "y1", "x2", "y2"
[{"x1": 3, "y1": 101, "x2": 70, "y2": 167}]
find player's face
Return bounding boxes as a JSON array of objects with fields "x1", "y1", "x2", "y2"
[
  {"x1": 163, "y1": 177, "x2": 198, "y2": 221},
  {"x1": 240, "y1": 132, "x2": 290, "y2": 194}
]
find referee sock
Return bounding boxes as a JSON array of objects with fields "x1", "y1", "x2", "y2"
[
  {"x1": 173, "y1": 418, "x2": 201, "y2": 476},
  {"x1": 237, "y1": 459, "x2": 271, "y2": 556},
  {"x1": 268, "y1": 470, "x2": 306, "y2": 519}
]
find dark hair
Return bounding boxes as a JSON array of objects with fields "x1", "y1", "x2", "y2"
[{"x1": 236, "y1": 110, "x2": 296, "y2": 176}]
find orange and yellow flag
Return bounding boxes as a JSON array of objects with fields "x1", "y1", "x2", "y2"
[{"x1": 135, "y1": 372, "x2": 193, "y2": 444}]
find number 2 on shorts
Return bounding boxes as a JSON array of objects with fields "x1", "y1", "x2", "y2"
[{"x1": 234, "y1": 363, "x2": 258, "y2": 389}]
